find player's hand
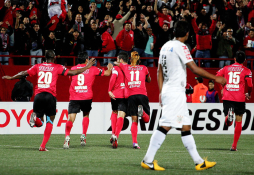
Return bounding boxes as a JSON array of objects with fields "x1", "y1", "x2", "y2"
[
  {"x1": 107, "y1": 63, "x2": 113, "y2": 70},
  {"x1": 2, "y1": 76, "x2": 12, "y2": 80},
  {"x1": 87, "y1": 58, "x2": 96, "y2": 68},
  {"x1": 245, "y1": 93, "x2": 251, "y2": 100},
  {"x1": 215, "y1": 76, "x2": 227, "y2": 86},
  {"x1": 108, "y1": 91, "x2": 116, "y2": 100},
  {"x1": 159, "y1": 93, "x2": 163, "y2": 107}
]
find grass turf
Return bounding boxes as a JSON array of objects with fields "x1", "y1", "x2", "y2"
[{"x1": 0, "y1": 134, "x2": 253, "y2": 175}]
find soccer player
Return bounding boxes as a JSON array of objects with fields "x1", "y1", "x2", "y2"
[
  {"x1": 2, "y1": 50, "x2": 95, "y2": 151},
  {"x1": 216, "y1": 51, "x2": 252, "y2": 151},
  {"x1": 63, "y1": 52, "x2": 113, "y2": 149},
  {"x1": 141, "y1": 21, "x2": 227, "y2": 171},
  {"x1": 114, "y1": 51, "x2": 151, "y2": 149},
  {"x1": 108, "y1": 52, "x2": 128, "y2": 148}
]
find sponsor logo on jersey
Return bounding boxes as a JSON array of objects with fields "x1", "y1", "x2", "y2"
[
  {"x1": 38, "y1": 84, "x2": 50, "y2": 88},
  {"x1": 74, "y1": 86, "x2": 87, "y2": 90},
  {"x1": 39, "y1": 66, "x2": 54, "y2": 71}
]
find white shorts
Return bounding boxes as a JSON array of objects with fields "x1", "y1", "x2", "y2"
[{"x1": 159, "y1": 91, "x2": 191, "y2": 128}]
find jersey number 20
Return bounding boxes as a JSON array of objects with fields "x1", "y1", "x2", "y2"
[{"x1": 38, "y1": 71, "x2": 52, "y2": 84}]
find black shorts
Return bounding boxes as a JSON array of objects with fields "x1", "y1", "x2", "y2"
[
  {"x1": 223, "y1": 100, "x2": 246, "y2": 116},
  {"x1": 111, "y1": 98, "x2": 128, "y2": 113},
  {"x1": 128, "y1": 94, "x2": 150, "y2": 116},
  {"x1": 33, "y1": 92, "x2": 57, "y2": 118},
  {"x1": 68, "y1": 100, "x2": 92, "y2": 114}
]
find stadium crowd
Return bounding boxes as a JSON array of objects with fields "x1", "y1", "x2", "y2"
[{"x1": 1, "y1": 0, "x2": 254, "y2": 67}]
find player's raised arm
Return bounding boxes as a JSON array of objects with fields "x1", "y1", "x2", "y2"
[
  {"x1": 2, "y1": 71, "x2": 29, "y2": 80},
  {"x1": 104, "y1": 63, "x2": 113, "y2": 76},
  {"x1": 67, "y1": 58, "x2": 96, "y2": 76},
  {"x1": 186, "y1": 61, "x2": 227, "y2": 86}
]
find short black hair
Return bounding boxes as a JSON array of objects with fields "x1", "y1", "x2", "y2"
[
  {"x1": 235, "y1": 51, "x2": 246, "y2": 64},
  {"x1": 118, "y1": 52, "x2": 129, "y2": 63},
  {"x1": 78, "y1": 51, "x2": 89, "y2": 64},
  {"x1": 45, "y1": 50, "x2": 55, "y2": 60},
  {"x1": 174, "y1": 21, "x2": 190, "y2": 38},
  {"x1": 195, "y1": 77, "x2": 203, "y2": 83},
  {"x1": 209, "y1": 80, "x2": 214, "y2": 84}
]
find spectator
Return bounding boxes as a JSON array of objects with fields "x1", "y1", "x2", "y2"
[
  {"x1": 141, "y1": 4, "x2": 156, "y2": 26},
  {"x1": 192, "y1": 77, "x2": 208, "y2": 103},
  {"x1": 63, "y1": 29, "x2": 82, "y2": 65},
  {"x1": 27, "y1": 1, "x2": 39, "y2": 25},
  {"x1": 0, "y1": 26, "x2": 12, "y2": 65},
  {"x1": 243, "y1": 28, "x2": 254, "y2": 68},
  {"x1": 196, "y1": 1, "x2": 213, "y2": 25},
  {"x1": 191, "y1": 12, "x2": 217, "y2": 67},
  {"x1": 216, "y1": 24, "x2": 236, "y2": 68},
  {"x1": 186, "y1": 83, "x2": 193, "y2": 103},
  {"x1": 11, "y1": 77, "x2": 33, "y2": 101},
  {"x1": 44, "y1": 31, "x2": 56, "y2": 52},
  {"x1": 132, "y1": 13, "x2": 149, "y2": 64},
  {"x1": 101, "y1": 30, "x2": 116, "y2": 66},
  {"x1": 112, "y1": 6, "x2": 134, "y2": 40},
  {"x1": 99, "y1": 13, "x2": 114, "y2": 35},
  {"x1": 116, "y1": 21, "x2": 134, "y2": 57},
  {"x1": 153, "y1": 19, "x2": 173, "y2": 56},
  {"x1": 144, "y1": 27, "x2": 156, "y2": 67},
  {"x1": 205, "y1": 80, "x2": 220, "y2": 103},
  {"x1": 83, "y1": 14, "x2": 112, "y2": 60},
  {"x1": 223, "y1": 0, "x2": 237, "y2": 29},
  {"x1": 0, "y1": 0, "x2": 14, "y2": 28},
  {"x1": 154, "y1": 0, "x2": 172, "y2": 28},
  {"x1": 14, "y1": 22, "x2": 30, "y2": 65},
  {"x1": 70, "y1": 14, "x2": 85, "y2": 41},
  {"x1": 30, "y1": 23, "x2": 43, "y2": 65},
  {"x1": 100, "y1": 1, "x2": 116, "y2": 21}
]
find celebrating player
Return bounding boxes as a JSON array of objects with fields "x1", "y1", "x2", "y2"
[
  {"x1": 141, "y1": 21, "x2": 227, "y2": 171},
  {"x1": 108, "y1": 52, "x2": 128, "y2": 148},
  {"x1": 63, "y1": 52, "x2": 113, "y2": 149},
  {"x1": 216, "y1": 51, "x2": 252, "y2": 151},
  {"x1": 2, "y1": 50, "x2": 95, "y2": 151},
  {"x1": 114, "y1": 51, "x2": 151, "y2": 149}
]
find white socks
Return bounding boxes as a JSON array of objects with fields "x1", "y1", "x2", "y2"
[
  {"x1": 181, "y1": 134, "x2": 204, "y2": 165},
  {"x1": 143, "y1": 130, "x2": 166, "y2": 163}
]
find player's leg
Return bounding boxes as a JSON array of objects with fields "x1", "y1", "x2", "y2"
[
  {"x1": 81, "y1": 111, "x2": 90, "y2": 146},
  {"x1": 63, "y1": 113, "x2": 77, "y2": 149},
  {"x1": 231, "y1": 102, "x2": 245, "y2": 151},
  {"x1": 39, "y1": 93, "x2": 57, "y2": 151},
  {"x1": 180, "y1": 125, "x2": 214, "y2": 171},
  {"x1": 110, "y1": 99, "x2": 118, "y2": 143},
  {"x1": 40, "y1": 115, "x2": 55, "y2": 151},
  {"x1": 112, "y1": 110, "x2": 126, "y2": 149},
  {"x1": 138, "y1": 95, "x2": 150, "y2": 123},
  {"x1": 30, "y1": 93, "x2": 44, "y2": 127},
  {"x1": 141, "y1": 125, "x2": 170, "y2": 171},
  {"x1": 223, "y1": 100, "x2": 234, "y2": 126},
  {"x1": 231, "y1": 115, "x2": 243, "y2": 151},
  {"x1": 131, "y1": 115, "x2": 140, "y2": 149}
]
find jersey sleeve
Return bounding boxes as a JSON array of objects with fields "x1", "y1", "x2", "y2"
[
  {"x1": 216, "y1": 67, "x2": 225, "y2": 77},
  {"x1": 26, "y1": 65, "x2": 37, "y2": 77},
  {"x1": 94, "y1": 67, "x2": 104, "y2": 76},
  {"x1": 176, "y1": 44, "x2": 193, "y2": 64},
  {"x1": 58, "y1": 65, "x2": 69, "y2": 76},
  {"x1": 112, "y1": 67, "x2": 118, "y2": 77}
]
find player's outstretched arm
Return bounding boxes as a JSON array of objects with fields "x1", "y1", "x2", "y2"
[
  {"x1": 2, "y1": 71, "x2": 29, "y2": 80},
  {"x1": 157, "y1": 64, "x2": 164, "y2": 106},
  {"x1": 186, "y1": 61, "x2": 227, "y2": 86},
  {"x1": 67, "y1": 58, "x2": 96, "y2": 76},
  {"x1": 104, "y1": 63, "x2": 113, "y2": 76}
]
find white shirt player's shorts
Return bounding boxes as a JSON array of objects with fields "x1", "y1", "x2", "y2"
[{"x1": 159, "y1": 91, "x2": 191, "y2": 128}]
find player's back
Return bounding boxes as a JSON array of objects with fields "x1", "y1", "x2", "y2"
[
  {"x1": 159, "y1": 39, "x2": 193, "y2": 93},
  {"x1": 217, "y1": 63, "x2": 252, "y2": 102},
  {"x1": 27, "y1": 62, "x2": 68, "y2": 97},
  {"x1": 119, "y1": 63, "x2": 149, "y2": 96},
  {"x1": 69, "y1": 64, "x2": 103, "y2": 100},
  {"x1": 111, "y1": 66, "x2": 125, "y2": 98}
]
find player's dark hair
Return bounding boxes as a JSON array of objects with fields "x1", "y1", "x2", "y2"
[
  {"x1": 235, "y1": 51, "x2": 246, "y2": 64},
  {"x1": 174, "y1": 21, "x2": 190, "y2": 38},
  {"x1": 118, "y1": 52, "x2": 129, "y2": 63},
  {"x1": 78, "y1": 51, "x2": 89, "y2": 64},
  {"x1": 45, "y1": 50, "x2": 55, "y2": 60}
]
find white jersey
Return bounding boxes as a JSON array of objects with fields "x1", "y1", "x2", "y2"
[{"x1": 158, "y1": 39, "x2": 193, "y2": 93}]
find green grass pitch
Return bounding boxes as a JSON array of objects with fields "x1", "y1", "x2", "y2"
[{"x1": 0, "y1": 134, "x2": 253, "y2": 175}]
